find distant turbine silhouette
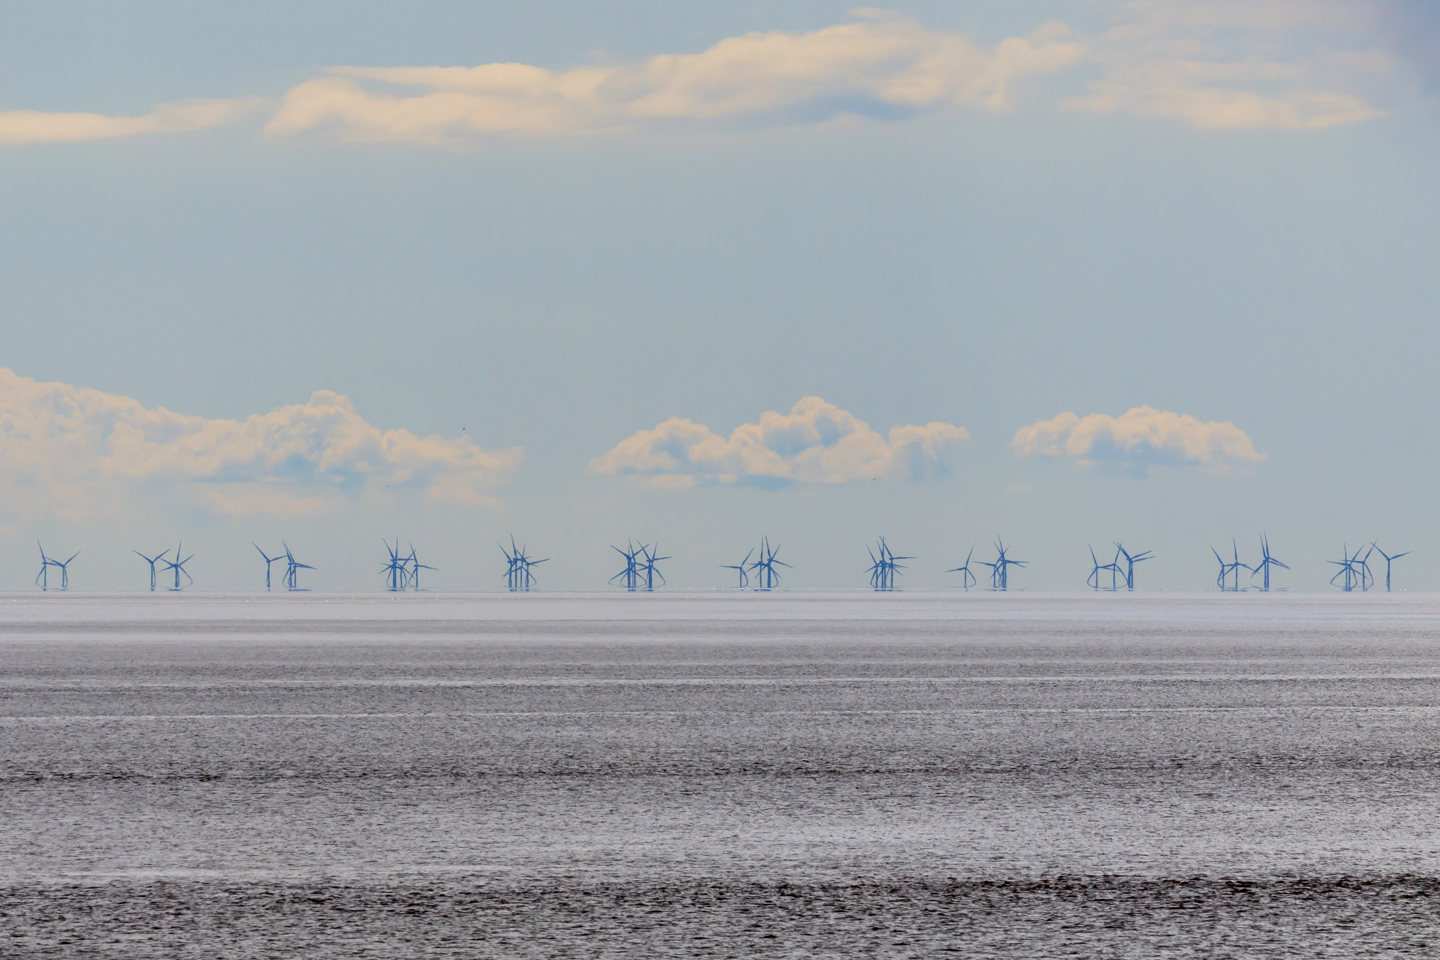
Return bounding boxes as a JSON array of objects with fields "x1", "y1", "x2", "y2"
[
  {"x1": 1212, "y1": 540, "x2": 1251, "y2": 592},
  {"x1": 500, "y1": 536, "x2": 548, "y2": 591},
  {"x1": 980, "y1": 538, "x2": 1025, "y2": 591},
  {"x1": 610, "y1": 541, "x2": 643, "y2": 591},
  {"x1": 747, "y1": 537, "x2": 788, "y2": 590},
  {"x1": 282, "y1": 542, "x2": 315, "y2": 591},
  {"x1": 134, "y1": 549, "x2": 167, "y2": 592},
  {"x1": 867, "y1": 537, "x2": 911, "y2": 591},
  {"x1": 1355, "y1": 545, "x2": 1375, "y2": 592},
  {"x1": 380, "y1": 539, "x2": 410, "y2": 592},
  {"x1": 1327, "y1": 544, "x2": 1372, "y2": 592},
  {"x1": 161, "y1": 542, "x2": 194, "y2": 591},
  {"x1": 498, "y1": 532, "x2": 547, "y2": 592},
  {"x1": 1113, "y1": 542, "x2": 1154, "y2": 591},
  {"x1": 1371, "y1": 543, "x2": 1410, "y2": 592},
  {"x1": 722, "y1": 549, "x2": 754, "y2": 589},
  {"x1": 36, "y1": 542, "x2": 79, "y2": 592},
  {"x1": 405, "y1": 544, "x2": 436, "y2": 590},
  {"x1": 640, "y1": 543, "x2": 669, "y2": 591},
  {"x1": 1088, "y1": 545, "x2": 1119, "y2": 591},
  {"x1": 1249, "y1": 534, "x2": 1288, "y2": 592},
  {"x1": 947, "y1": 548, "x2": 978, "y2": 590},
  {"x1": 254, "y1": 544, "x2": 284, "y2": 591}
]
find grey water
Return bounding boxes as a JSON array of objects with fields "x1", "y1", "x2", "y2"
[{"x1": 2, "y1": 592, "x2": 1437, "y2": 958}]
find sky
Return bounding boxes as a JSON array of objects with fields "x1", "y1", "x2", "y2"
[{"x1": 2, "y1": 0, "x2": 1439, "y2": 592}]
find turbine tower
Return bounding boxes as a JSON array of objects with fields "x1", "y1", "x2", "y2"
[
  {"x1": 1114, "y1": 543, "x2": 1154, "y2": 591},
  {"x1": 1249, "y1": 534, "x2": 1288, "y2": 592},
  {"x1": 161, "y1": 543, "x2": 194, "y2": 591},
  {"x1": 282, "y1": 542, "x2": 315, "y2": 591},
  {"x1": 255, "y1": 544, "x2": 284, "y2": 591},
  {"x1": 36, "y1": 542, "x2": 79, "y2": 592},
  {"x1": 747, "y1": 537, "x2": 788, "y2": 590},
  {"x1": 135, "y1": 549, "x2": 167, "y2": 592},
  {"x1": 947, "y1": 548, "x2": 978, "y2": 590},
  {"x1": 1371, "y1": 543, "x2": 1410, "y2": 592},
  {"x1": 981, "y1": 538, "x2": 1025, "y2": 591},
  {"x1": 722, "y1": 549, "x2": 753, "y2": 589}
]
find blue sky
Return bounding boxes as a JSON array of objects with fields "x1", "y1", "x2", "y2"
[{"x1": 3, "y1": 1, "x2": 1439, "y2": 591}]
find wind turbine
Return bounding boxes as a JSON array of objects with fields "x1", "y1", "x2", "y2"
[
  {"x1": 722, "y1": 549, "x2": 754, "y2": 589},
  {"x1": 135, "y1": 549, "x2": 168, "y2": 592},
  {"x1": 405, "y1": 544, "x2": 436, "y2": 590},
  {"x1": 254, "y1": 544, "x2": 284, "y2": 591},
  {"x1": 282, "y1": 542, "x2": 315, "y2": 591},
  {"x1": 867, "y1": 538, "x2": 911, "y2": 591},
  {"x1": 983, "y1": 538, "x2": 1025, "y2": 591},
  {"x1": 610, "y1": 542, "x2": 643, "y2": 591},
  {"x1": 1088, "y1": 546, "x2": 1119, "y2": 591},
  {"x1": 748, "y1": 538, "x2": 789, "y2": 590},
  {"x1": 867, "y1": 543, "x2": 886, "y2": 590},
  {"x1": 640, "y1": 543, "x2": 669, "y2": 591},
  {"x1": 1355, "y1": 545, "x2": 1375, "y2": 592},
  {"x1": 1371, "y1": 543, "x2": 1410, "y2": 592},
  {"x1": 500, "y1": 536, "x2": 547, "y2": 591},
  {"x1": 162, "y1": 543, "x2": 194, "y2": 591},
  {"x1": 1113, "y1": 543, "x2": 1154, "y2": 591},
  {"x1": 36, "y1": 542, "x2": 79, "y2": 592},
  {"x1": 1212, "y1": 540, "x2": 1250, "y2": 592},
  {"x1": 1328, "y1": 544, "x2": 1371, "y2": 592},
  {"x1": 947, "y1": 548, "x2": 978, "y2": 590},
  {"x1": 1249, "y1": 534, "x2": 1288, "y2": 592},
  {"x1": 380, "y1": 539, "x2": 411, "y2": 592}
]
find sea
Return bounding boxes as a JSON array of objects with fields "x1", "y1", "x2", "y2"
[{"x1": 1, "y1": 592, "x2": 1437, "y2": 958}]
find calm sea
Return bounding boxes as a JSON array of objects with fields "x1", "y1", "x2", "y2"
[{"x1": 2, "y1": 593, "x2": 1437, "y2": 957}]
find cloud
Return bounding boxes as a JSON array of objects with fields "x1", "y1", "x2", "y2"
[
  {"x1": 0, "y1": 369, "x2": 522, "y2": 520},
  {"x1": 1067, "y1": 0, "x2": 1390, "y2": 128},
  {"x1": 588, "y1": 397, "x2": 968, "y2": 489},
  {"x1": 5, "y1": 4, "x2": 1414, "y2": 146},
  {"x1": 1010, "y1": 406, "x2": 1264, "y2": 476},
  {"x1": 266, "y1": 11, "x2": 1085, "y2": 141},
  {"x1": 0, "y1": 98, "x2": 263, "y2": 146}
]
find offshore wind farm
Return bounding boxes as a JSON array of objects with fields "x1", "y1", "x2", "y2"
[
  {"x1": 4, "y1": 531, "x2": 1416, "y2": 593},
  {"x1": 7, "y1": 4, "x2": 1440, "y2": 955}
]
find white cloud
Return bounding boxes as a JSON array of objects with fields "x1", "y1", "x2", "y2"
[
  {"x1": 4, "y1": 4, "x2": 1410, "y2": 147},
  {"x1": 1067, "y1": 0, "x2": 1390, "y2": 128},
  {"x1": 588, "y1": 397, "x2": 968, "y2": 489},
  {"x1": 1011, "y1": 406, "x2": 1264, "y2": 475},
  {"x1": 266, "y1": 11, "x2": 1085, "y2": 142},
  {"x1": 0, "y1": 369, "x2": 522, "y2": 520},
  {"x1": 0, "y1": 98, "x2": 263, "y2": 146}
]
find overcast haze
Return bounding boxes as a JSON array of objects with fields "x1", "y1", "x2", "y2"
[{"x1": 3, "y1": 1, "x2": 1439, "y2": 591}]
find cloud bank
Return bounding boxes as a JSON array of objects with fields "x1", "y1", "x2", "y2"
[
  {"x1": 4, "y1": 5, "x2": 1406, "y2": 146},
  {"x1": 1069, "y1": 0, "x2": 1390, "y2": 128},
  {"x1": 0, "y1": 98, "x2": 262, "y2": 145},
  {"x1": 1011, "y1": 406, "x2": 1264, "y2": 475},
  {"x1": 267, "y1": 12, "x2": 1084, "y2": 141},
  {"x1": 589, "y1": 397, "x2": 968, "y2": 489},
  {"x1": 0, "y1": 369, "x2": 521, "y2": 519}
]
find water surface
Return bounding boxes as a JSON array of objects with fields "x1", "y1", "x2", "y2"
[{"x1": 2, "y1": 593, "x2": 1437, "y2": 957}]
